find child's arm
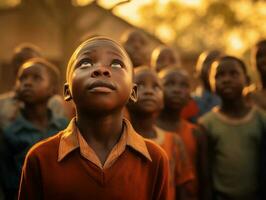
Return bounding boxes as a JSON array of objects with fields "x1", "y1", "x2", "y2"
[{"x1": 18, "y1": 152, "x2": 43, "y2": 200}]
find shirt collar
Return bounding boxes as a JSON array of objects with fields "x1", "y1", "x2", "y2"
[{"x1": 58, "y1": 118, "x2": 152, "y2": 162}]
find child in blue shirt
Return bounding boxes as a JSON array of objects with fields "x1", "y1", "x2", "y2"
[{"x1": 0, "y1": 58, "x2": 68, "y2": 199}]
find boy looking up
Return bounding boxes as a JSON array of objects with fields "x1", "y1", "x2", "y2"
[{"x1": 18, "y1": 37, "x2": 169, "y2": 200}]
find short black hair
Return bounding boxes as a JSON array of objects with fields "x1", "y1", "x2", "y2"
[
  {"x1": 215, "y1": 55, "x2": 248, "y2": 75},
  {"x1": 12, "y1": 43, "x2": 42, "y2": 74},
  {"x1": 19, "y1": 57, "x2": 60, "y2": 92}
]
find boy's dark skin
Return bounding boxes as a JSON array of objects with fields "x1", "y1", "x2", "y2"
[
  {"x1": 16, "y1": 62, "x2": 57, "y2": 130},
  {"x1": 157, "y1": 68, "x2": 191, "y2": 131},
  {"x1": 209, "y1": 58, "x2": 251, "y2": 118},
  {"x1": 157, "y1": 67, "x2": 209, "y2": 200},
  {"x1": 127, "y1": 67, "x2": 163, "y2": 140},
  {"x1": 128, "y1": 67, "x2": 190, "y2": 200},
  {"x1": 121, "y1": 29, "x2": 149, "y2": 68},
  {"x1": 64, "y1": 39, "x2": 137, "y2": 165}
]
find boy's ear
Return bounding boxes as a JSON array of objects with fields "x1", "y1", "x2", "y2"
[
  {"x1": 129, "y1": 84, "x2": 138, "y2": 103},
  {"x1": 63, "y1": 83, "x2": 72, "y2": 101}
]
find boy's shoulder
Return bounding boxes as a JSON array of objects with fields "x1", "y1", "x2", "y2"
[
  {"x1": 142, "y1": 138, "x2": 169, "y2": 163},
  {"x1": 25, "y1": 131, "x2": 63, "y2": 160},
  {"x1": 198, "y1": 107, "x2": 217, "y2": 125}
]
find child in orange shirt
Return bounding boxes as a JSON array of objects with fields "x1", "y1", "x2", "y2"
[
  {"x1": 157, "y1": 67, "x2": 209, "y2": 200},
  {"x1": 127, "y1": 66, "x2": 194, "y2": 200},
  {"x1": 18, "y1": 36, "x2": 169, "y2": 200}
]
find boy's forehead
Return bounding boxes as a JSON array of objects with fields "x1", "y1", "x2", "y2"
[
  {"x1": 19, "y1": 62, "x2": 46, "y2": 75},
  {"x1": 78, "y1": 40, "x2": 127, "y2": 57}
]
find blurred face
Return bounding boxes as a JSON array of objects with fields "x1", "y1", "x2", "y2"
[
  {"x1": 162, "y1": 71, "x2": 190, "y2": 111},
  {"x1": 13, "y1": 49, "x2": 40, "y2": 75},
  {"x1": 130, "y1": 69, "x2": 163, "y2": 114},
  {"x1": 210, "y1": 59, "x2": 247, "y2": 100},
  {"x1": 155, "y1": 48, "x2": 177, "y2": 72},
  {"x1": 16, "y1": 63, "x2": 53, "y2": 104},
  {"x1": 124, "y1": 32, "x2": 148, "y2": 67},
  {"x1": 256, "y1": 45, "x2": 266, "y2": 76},
  {"x1": 66, "y1": 40, "x2": 135, "y2": 114}
]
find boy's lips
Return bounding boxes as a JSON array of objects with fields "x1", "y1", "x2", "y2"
[{"x1": 87, "y1": 81, "x2": 116, "y2": 93}]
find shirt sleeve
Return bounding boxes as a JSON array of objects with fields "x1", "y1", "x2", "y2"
[{"x1": 18, "y1": 151, "x2": 43, "y2": 200}]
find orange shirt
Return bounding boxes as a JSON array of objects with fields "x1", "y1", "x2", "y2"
[
  {"x1": 58, "y1": 118, "x2": 152, "y2": 168},
  {"x1": 177, "y1": 120, "x2": 201, "y2": 199},
  {"x1": 19, "y1": 118, "x2": 170, "y2": 200},
  {"x1": 153, "y1": 126, "x2": 194, "y2": 200}
]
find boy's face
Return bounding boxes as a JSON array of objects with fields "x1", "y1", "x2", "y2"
[
  {"x1": 155, "y1": 49, "x2": 176, "y2": 72},
  {"x1": 130, "y1": 70, "x2": 163, "y2": 114},
  {"x1": 162, "y1": 71, "x2": 190, "y2": 110},
  {"x1": 256, "y1": 45, "x2": 266, "y2": 76},
  {"x1": 16, "y1": 63, "x2": 54, "y2": 104},
  {"x1": 211, "y1": 59, "x2": 247, "y2": 100},
  {"x1": 66, "y1": 40, "x2": 135, "y2": 114},
  {"x1": 124, "y1": 32, "x2": 148, "y2": 67}
]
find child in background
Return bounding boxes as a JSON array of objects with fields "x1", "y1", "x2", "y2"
[
  {"x1": 0, "y1": 43, "x2": 69, "y2": 130},
  {"x1": 192, "y1": 50, "x2": 221, "y2": 121},
  {"x1": 121, "y1": 29, "x2": 149, "y2": 68},
  {"x1": 151, "y1": 45, "x2": 199, "y2": 122},
  {"x1": 127, "y1": 66, "x2": 194, "y2": 200},
  {"x1": 18, "y1": 36, "x2": 169, "y2": 200},
  {"x1": 151, "y1": 45, "x2": 181, "y2": 72},
  {"x1": 199, "y1": 56, "x2": 266, "y2": 200},
  {"x1": 0, "y1": 43, "x2": 41, "y2": 129},
  {"x1": 157, "y1": 67, "x2": 209, "y2": 200},
  {"x1": 249, "y1": 39, "x2": 266, "y2": 110},
  {"x1": 0, "y1": 58, "x2": 68, "y2": 199}
]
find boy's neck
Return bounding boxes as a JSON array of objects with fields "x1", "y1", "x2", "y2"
[
  {"x1": 76, "y1": 109, "x2": 124, "y2": 165},
  {"x1": 129, "y1": 112, "x2": 156, "y2": 139},
  {"x1": 157, "y1": 107, "x2": 181, "y2": 132},
  {"x1": 23, "y1": 102, "x2": 50, "y2": 130},
  {"x1": 220, "y1": 97, "x2": 251, "y2": 118},
  {"x1": 76, "y1": 109, "x2": 124, "y2": 148}
]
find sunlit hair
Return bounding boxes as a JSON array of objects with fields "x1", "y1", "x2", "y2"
[
  {"x1": 134, "y1": 65, "x2": 154, "y2": 74},
  {"x1": 120, "y1": 29, "x2": 147, "y2": 45},
  {"x1": 12, "y1": 43, "x2": 42, "y2": 74},
  {"x1": 195, "y1": 50, "x2": 221, "y2": 76},
  {"x1": 19, "y1": 57, "x2": 60, "y2": 92},
  {"x1": 158, "y1": 66, "x2": 189, "y2": 81},
  {"x1": 13, "y1": 43, "x2": 41, "y2": 56},
  {"x1": 66, "y1": 36, "x2": 133, "y2": 83},
  {"x1": 209, "y1": 55, "x2": 248, "y2": 92},
  {"x1": 150, "y1": 45, "x2": 181, "y2": 70}
]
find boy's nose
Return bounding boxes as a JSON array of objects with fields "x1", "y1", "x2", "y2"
[{"x1": 91, "y1": 66, "x2": 111, "y2": 78}]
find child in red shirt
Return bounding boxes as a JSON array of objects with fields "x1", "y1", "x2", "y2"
[
  {"x1": 127, "y1": 66, "x2": 194, "y2": 200},
  {"x1": 18, "y1": 37, "x2": 169, "y2": 200},
  {"x1": 157, "y1": 67, "x2": 209, "y2": 200}
]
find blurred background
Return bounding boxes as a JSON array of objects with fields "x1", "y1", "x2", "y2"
[{"x1": 1, "y1": 0, "x2": 266, "y2": 92}]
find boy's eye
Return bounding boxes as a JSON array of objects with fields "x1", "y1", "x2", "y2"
[
  {"x1": 80, "y1": 61, "x2": 93, "y2": 68},
  {"x1": 111, "y1": 59, "x2": 124, "y2": 68}
]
